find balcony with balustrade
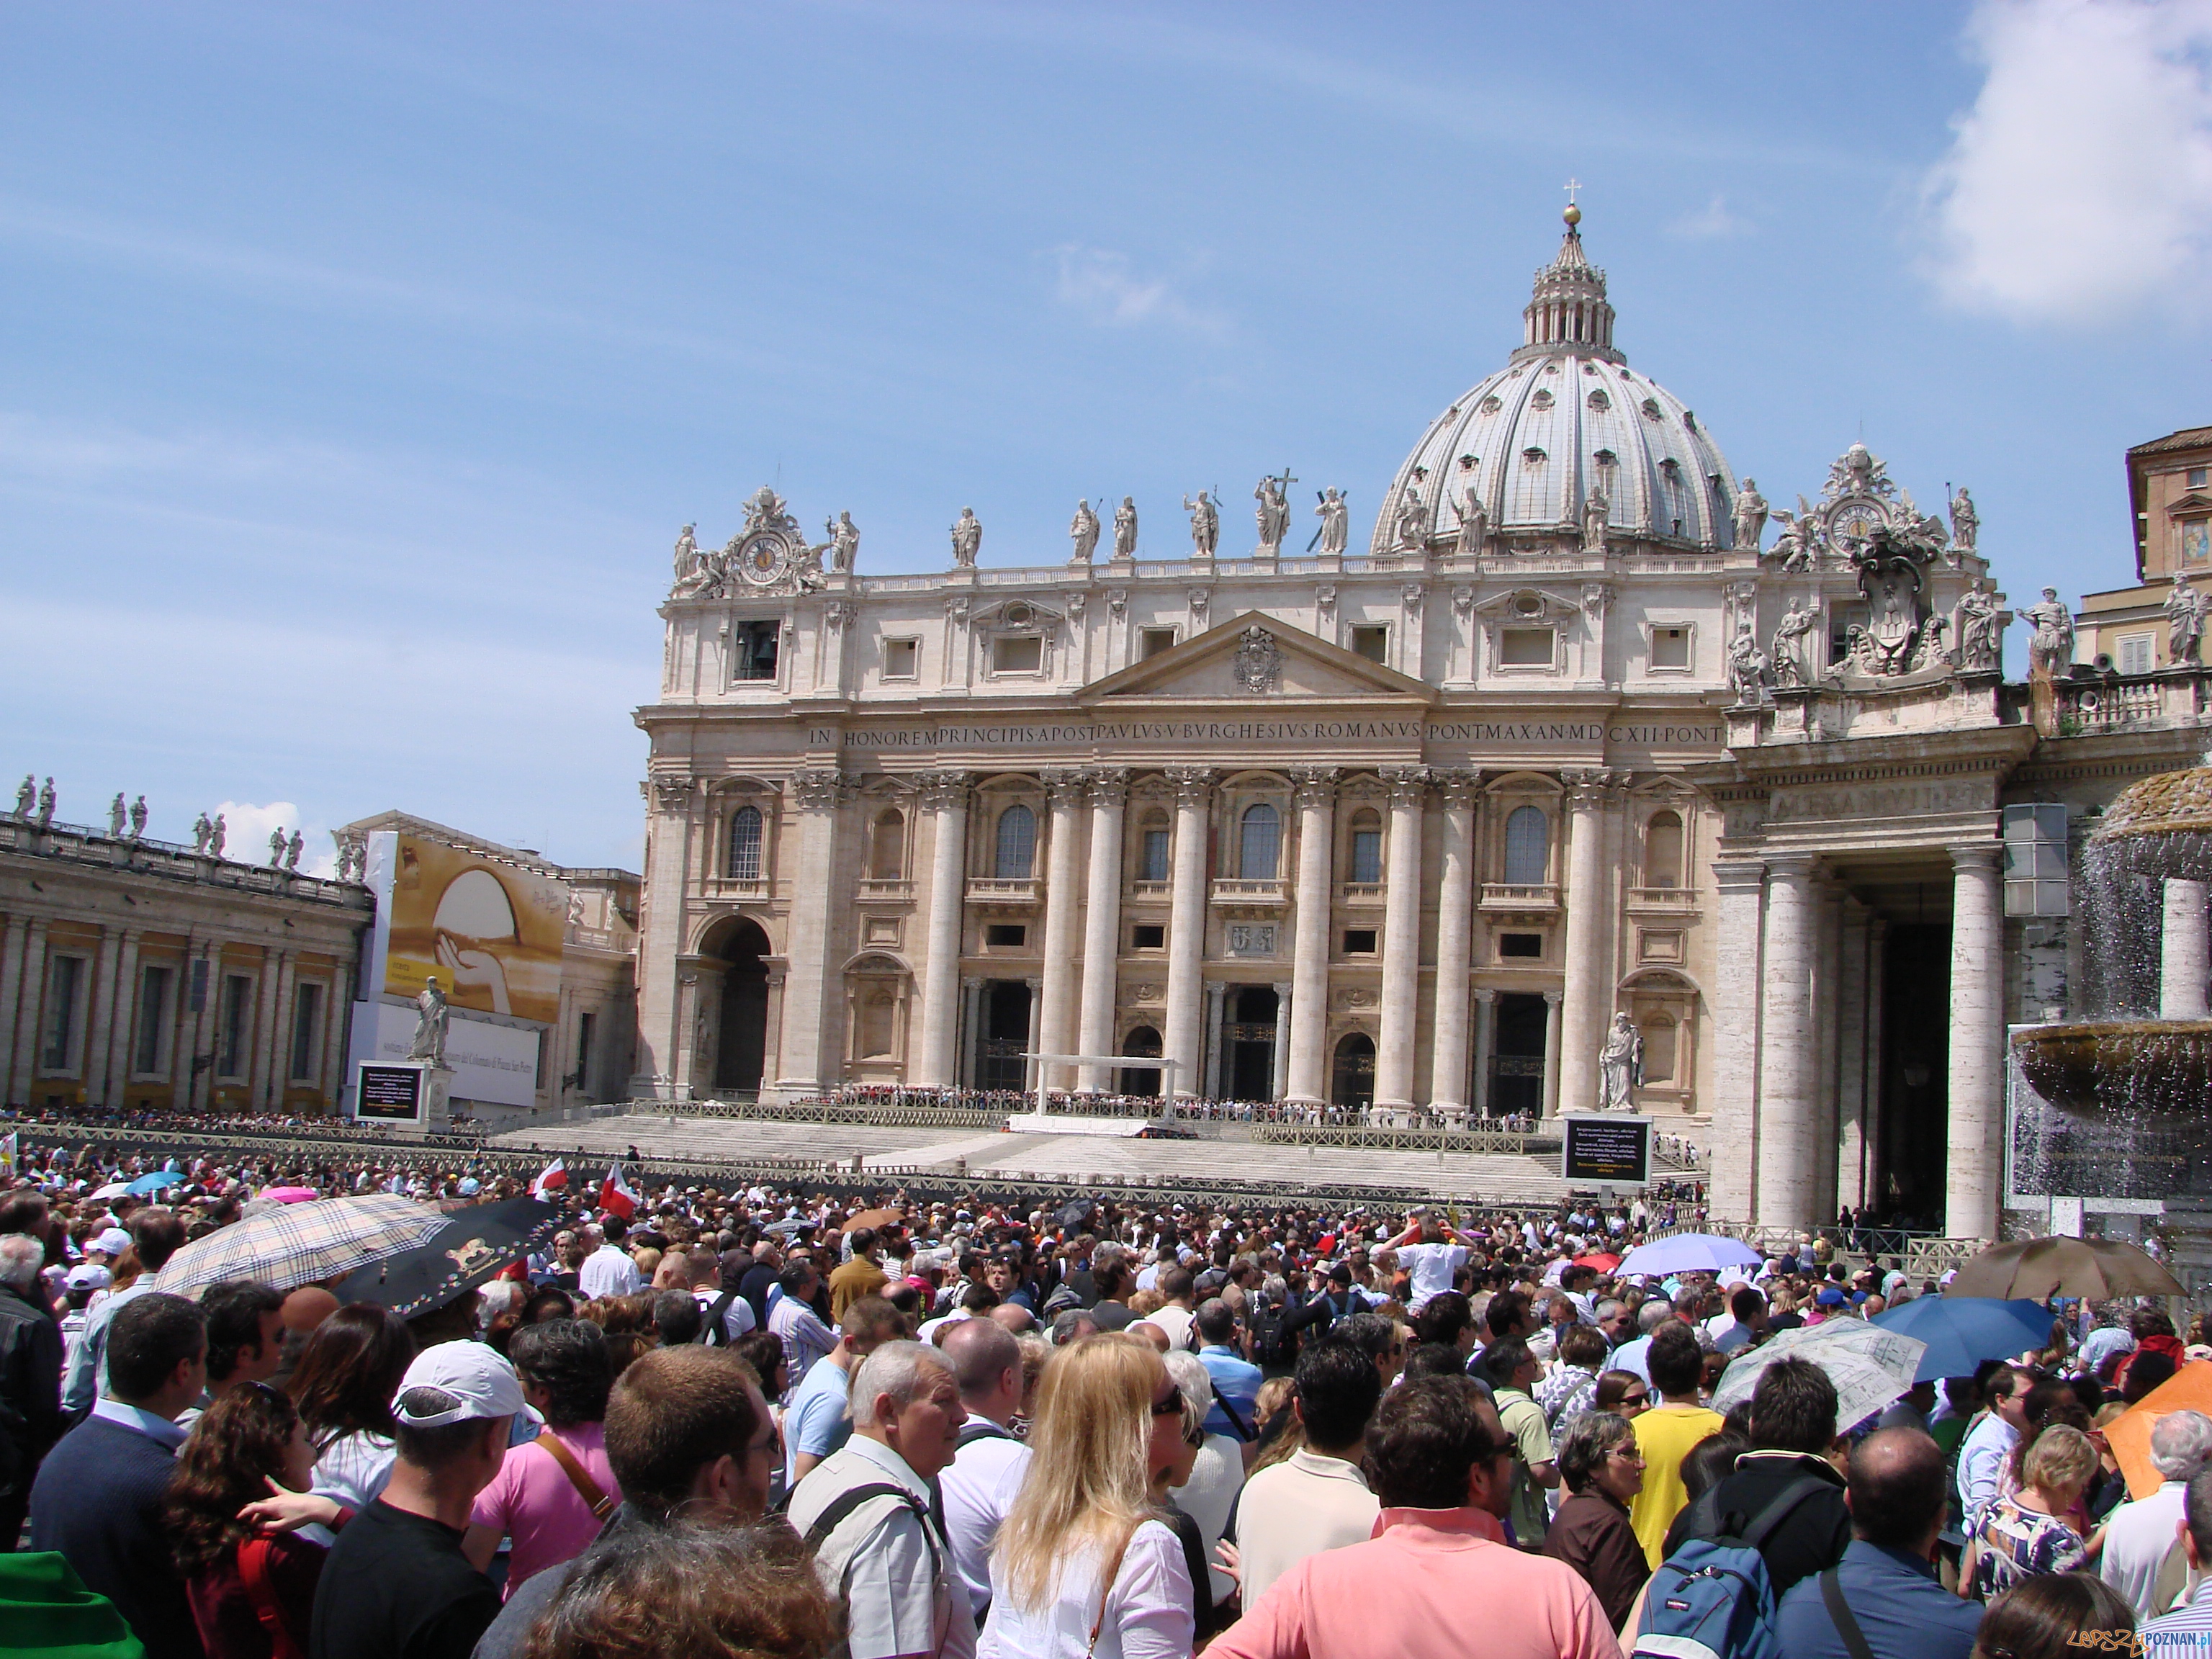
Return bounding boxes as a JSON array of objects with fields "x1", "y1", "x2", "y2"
[
  {"x1": 965, "y1": 877, "x2": 1038, "y2": 911},
  {"x1": 1480, "y1": 883, "x2": 1561, "y2": 912},
  {"x1": 1210, "y1": 878, "x2": 1285, "y2": 913}
]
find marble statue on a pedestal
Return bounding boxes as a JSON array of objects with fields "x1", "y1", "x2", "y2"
[
  {"x1": 408, "y1": 975, "x2": 449, "y2": 1067},
  {"x1": 1069, "y1": 500, "x2": 1099, "y2": 564},
  {"x1": 1598, "y1": 1012, "x2": 1643, "y2": 1112}
]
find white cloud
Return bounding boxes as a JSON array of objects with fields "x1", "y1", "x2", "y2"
[
  {"x1": 1666, "y1": 194, "x2": 1750, "y2": 240},
  {"x1": 1051, "y1": 245, "x2": 1228, "y2": 336},
  {"x1": 1922, "y1": 0, "x2": 2212, "y2": 323},
  {"x1": 210, "y1": 801, "x2": 336, "y2": 877}
]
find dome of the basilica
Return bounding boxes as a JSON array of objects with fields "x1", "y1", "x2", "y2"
[{"x1": 1370, "y1": 212, "x2": 1743, "y2": 555}]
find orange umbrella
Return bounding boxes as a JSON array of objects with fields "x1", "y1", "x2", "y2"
[
  {"x1": 842, "y1": 1207, "x2": 903, "y2": 1233},
  {"x1": 2105, "y1": 1360, "x2": 2212, "y2": 1501}
]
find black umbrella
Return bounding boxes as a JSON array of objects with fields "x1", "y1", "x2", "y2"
[
  {"x1": 331, "y1": 1196, "x2": 563, "y2": 1319},
  {"x1": 1055, "y1": 1198, "x2": 1096, "y2": 1231}
]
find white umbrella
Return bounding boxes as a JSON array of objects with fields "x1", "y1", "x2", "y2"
[{"x1": 1714, "y1": 1320, "x2": 1927, "y2": 1432}]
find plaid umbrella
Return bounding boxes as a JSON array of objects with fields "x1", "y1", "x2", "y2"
[
  {"x1": 1713, "y1": 1318, "x2": 1928, "y2": 1431},
  {"x1": 329, "y1": 1197, "x2": 564, "y2": 1319},
  {"x1": 150, "y1": 1195, "x2": 449, "y2": 1298}
]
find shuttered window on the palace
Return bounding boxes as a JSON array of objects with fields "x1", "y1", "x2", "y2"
[
  {"x1": 728, "y1": 806, "x2": 763, "y2": 881},
  {"x1": 1240, "y1": 804, "x2": 1281, "y2": 879},
  {"x1": 1503, "y1": 806, "x2": 1549, "y2": 885},
  {"x1": 995, "y1": 804, "x2": 1036, "y2": 879},
  {"x1": 1140, "y1": 826, "x2": 1171, "y2": 881}
]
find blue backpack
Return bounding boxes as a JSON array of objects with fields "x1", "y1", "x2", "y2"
[{"x1": 1629, "y1": 1475, "x2": 1829, "y2": 1659}]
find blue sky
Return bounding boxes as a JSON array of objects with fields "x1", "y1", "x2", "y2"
[{"x1": 4, "y1": 1, "x2": 2211, "y2": 871}]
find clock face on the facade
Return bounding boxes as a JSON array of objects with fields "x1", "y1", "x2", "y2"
[{"x1": 736, "y1": 532, "x2": 788, "y2": 586}]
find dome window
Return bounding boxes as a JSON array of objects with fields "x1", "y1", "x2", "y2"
[
  {"x1": 1457, "y1": 454, "x2": 1478, "y2": 472},
  {"x1": 1531, "y1": 390, "x2": 1555, "y2": 411},
  {"x1": 1684, "y1": 410, "x2": 1699, "y2": 432},
  {"x1": 1641, "y1": 398, "x2": 1664, "y2": 422},
  {"x1": 1660, "y1": 459, "x2": 1682, "y2": 481},
  {"x1": 1594, "y1": 449, "x2": 1618, "y2": 471},
  {"x1": 1480, "y1": 395, "x2": 1503, "y2": 415},
  {"x1": 1587, "y1": 390, "x2": 1611, "y2": 413},
  {"x1": 1522, "y1": 446, "x2": 1547, "y2": 467}
]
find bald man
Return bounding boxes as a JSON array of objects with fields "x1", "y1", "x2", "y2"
[{"x1": 937, "y1": 1318, "x2": 1032, "y2": 1622}]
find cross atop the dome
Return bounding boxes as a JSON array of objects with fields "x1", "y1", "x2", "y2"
[
  {"x1": 1563, "y1": 179, "x2": 1584, "y2": 228},
  {"x1": 1564, "y1": 178, "x2": 1582, "y2": 205}
]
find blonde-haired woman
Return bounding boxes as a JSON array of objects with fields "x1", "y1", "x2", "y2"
[{"x1": 980, "y1": 1334, "x2": 1195, "y2": 1659}]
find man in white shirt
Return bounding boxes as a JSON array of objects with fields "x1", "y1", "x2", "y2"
[
  {"x1": 1147, "y1": 1266, "x2": 1200, "y2": 1352},
  {"x1": 1237, "y1": 1336, "x2": 1385, "y2": 1604},
  {"x1": 683, "y1": 1248, "x2": 756, "y2": 1344},
  {"x1": 1957, "y1": 1364, "x2": 2031, "y2": 1532},
  {"x1": 936, "y1": 1318, "x2": 1031, "y2": 1622},
  {"x1": 578, "y1": 1219, "x2": 644, "y2": 1300},
  {"x1": 771, "y1": 1260, "x2": 840, "y2": 1384},
  {"x1": 2103, "y1": 1408, "x2": 2212, "y2": 1618}
]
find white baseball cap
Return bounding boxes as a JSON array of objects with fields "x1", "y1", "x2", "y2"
[
  {"x1": 393, "y1": 1341, "x2": 526, "y2": 1427},
  {"x1": 91, "y1": 1228, "x2": 132, "y2": 1257},
  {"x1": 66, "y1": 1264, "x2": 112, "y2": 1292}
]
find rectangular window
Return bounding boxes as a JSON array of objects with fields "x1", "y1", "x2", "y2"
[
  {"x1": 992, "y1": 635, "x2": 1043, "y2": 673},
  {"x1": 1830, "y1": 602, "x2": 1869, "y2": 669},
  {"x1": 289, "y1": 982, "x2": 322, "y2": 1081},
  {"x1": 984, "y1": 923, "x2": 1028, "y2": 948},
  {"x1": 1499, "y1": 932, "x2": 1545, "y2": 959},
  {"x1": 1650, "y1": 625, "x2": 1691, "y2": 670},
  {"x1": 882, "y1": 637, "x2": 919, "y2": 678},
  {"x1": 575, "y1": 1010, "x2": 596, "y2": 1093},
  {"x1": 1499, "y1": 627, "x2": 1553, "y2": 667},
  {"x1": 220, "y1": 974, "x2": 253, "y2": 1079},
  {"x1": 134, "y1": 965, "x2": 171, "y2": 1075},
  {"x1": 1141, "y1": 627, "x2": 1177, "y2": 660},
  {"x1": 732, "y1": 620, "x2": 781, "y2": 680},
  {"x1": 1350, "y1": 624, "x2": 1389, "y2": 664},
  {"x1": 1131, "y1": 923, "x2": 1166, "y2": 950},
  {"x1": 2185, "y1": 522, "x2": 2210, "y2": 566},
  {"x1": 40, "y1": 956, "x2": 82, "y2": 1072},
  {"x1": 1349, "y1": 830, "x2": 1383, "y2": 885},
  {"x1": 2118, "y1": 634, "x2": 2154, "y2": 675},
  {"x1": 1341, "y1": 927, "x2": 1378, "y2": 955},
  {"x1": 2191, "y1": 467, "x2": 2208, "y2": 488},
  {"x1": 1140, "y1": 829, "x2": 1171, "y2": 882}
]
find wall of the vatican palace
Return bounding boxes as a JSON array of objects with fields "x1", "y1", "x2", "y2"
[{"x1": 0, "y1": 816, "x2": 372, "y2": 1114}]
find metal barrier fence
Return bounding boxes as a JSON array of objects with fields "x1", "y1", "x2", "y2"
[
  {"x1": 639, "y1": 1099, "x2": 1003, "y2": 1130},
  {"x1": 1248, "y1": 1123, "x2": 1537, "y2": 1156}
]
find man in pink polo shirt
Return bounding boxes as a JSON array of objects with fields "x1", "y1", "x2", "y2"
[
  {"x1": 461, "y1": 1321, "x2": 620, "y2": 1597},
  {"x1": 1210, "y1": 1374, "x2": 1621, "y2": 1659}
]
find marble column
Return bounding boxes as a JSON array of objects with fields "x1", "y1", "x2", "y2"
[
  {"x1": 1075, "y1": 769, "x2": 1128, "y2": 1092},
  {"x1": 184, "y1": 940, "x2": 221, "y2": 1113},
  {"x1": 1542, "y1": 989, "x2": 1563, "y2": 1118},
  {"x1": 0, "y1": 920, "x2": 24, "y2": 1103},
  {"x1": 1375, "y1": 766, "x2": 1429, "y2": 1111},
  {"x1": 1557, "y1": 771, "x2": 1612, "y2": 1117},
  {"x1": 671, "y1": 964, "x2": 709, "y2": 1098},
  {"x1": 1837, "y1": 902, "x2": 1871, "y2": 1211},
  {"x1": 1812, "y1": 881, "x2": 1845, "y2": 1221},
  {"x1": 4, "y1": 918, "x2": 45, "y2": 1105},
  {"x1": 1025, "y1": 974, "x2": 1044, "y2": 1094},
  {"x1": 1203, "y1": 979, "x2": 1227, "y2": 1099},
  {"x1": 914, "y1": 772, "x2": 971, "y2": 1087},
  {"x1": 1428, "y1": 773, "x2": 1477, "y2": 1118},
  {"x1": 1284, "y1": 767, "x2": 1338, "y2": 1105},
  {"x1": 264, "y1": 948, "x2": 300, "y2": 1109},
  {"x1": 1756, "y1": 855, "x2": 1819, "y2": 1232},
  {"x1": 1948, "y1": 844, "x2": 2006, "y2": 1241},
  {"x1": 1865, "y1": 920, "x2": 1888, "y2": 1208},
  {"x1": 2164, "y1": 880, "x2": 2211, "y2": 1017},
  {"x1": 1270, "y1": 980, "x2": 1292, "y2": 1102},
  {"x1": 248, "y1": 947, "x2": 287, "y2": 1111},
  {"x1": 632, "y1": 776, "x2": 699, "y2": 1097},
  {"x1": 1036, "y1": 770, "x2": 1087, "y2": 1089},
  {"x1": 1161, "y1": 768, "x2": 1214, "y2": 1101},
  {"x1": 102, "y1": 930, "x2": 143, "y2": 1105},
  {"x1": 773, "y1": 770, "x2": 844, "y2": 1094},
  {"x1": 1471, "y1": 987, "x2": 1497, "y2": 1119},
  {"x1": 320, "y1": 960, "x2": 353, "y2": 1110},
  {"x1": 81, "y1": 926, "x2": 119, "y2": 1108},
  {"x1": 1707, "y1": 859, "x2": 1766, "y2": 1223},
  {"x1": 960, "y1": 976, "x2": 984, "y2": 1089}
]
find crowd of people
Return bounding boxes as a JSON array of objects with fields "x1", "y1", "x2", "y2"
[{"x1": 0, "y1": 1126, "x2": 2198, "y2": 1658}]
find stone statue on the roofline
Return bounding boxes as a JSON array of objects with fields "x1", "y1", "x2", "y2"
[
  {"x1": 1313, "y1": 487, "x2": 1349, "y2": 557},
  {"x1": 108, "y1": 793, "x2": 127, "y2": 838},
  {"x1": 12, "y1": 776, "x2": 32, "y2": 820},
  {"x1": 950, "y1": 507, "x2": 982, "y2": 568},
  {"x1": 1113, "y1": 496, "x2": 1138, "y2": 559},
  {"x1": 209, "y1": 813, "x2": 227, "y2": 858},
  {"x1": 1732, "y1": 478, "x2": 1768, "y2": 553},
  {"x1": 128, "y1": 796, "x2": 147, "y2": 840},
  {"x1": 1184, "y1": 490, "x2": 1220, "y2": 557},
  {"x1": 1598, "y1": 1012, "x2": 1643, "y2": 1112},
  {"x1": 1069, "y1": 499, "x2": 1099, "y2": 565}
]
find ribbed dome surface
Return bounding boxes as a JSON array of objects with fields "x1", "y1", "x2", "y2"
[{"x1": 1370, "y1": 221, "x2": 1743, "y2": 554}]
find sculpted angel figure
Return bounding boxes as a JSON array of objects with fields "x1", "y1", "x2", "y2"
[
  {"x1": 1112, "y1": 496, "x2": 1138, "y2": 559},
  {"x1": 1183, "y1": 490, "x2": 1220, "y2": 557},
  {"x1": 1068, "y1": 499, "x2": 1100, "y2": 564},
  {"x1": 1314, "y1": 488, "x2": 1349, "y2": 557},
  {"x1": 2169, "y1": 575, "x2": 2206, "y2": 665},
  {"x1": 1598, "y1": 1013, "x2": 1643, "y2": 1112},
  {"x1": 1455, "y1": 487, "x2": 1488, "y2": 559},
  {"x1": 1771, "y1": 597, "x2": 1818, "y2": 688},
  {"x1": 950, "y1": 507, "x2": 982, "y2": 567},
  {"x1": 1769, "y1": 499, "x2": 1819, "y2": 572},
  {"x1": 1732, "y1": 478, "x2": 1768, "y2": 553},
  {"x1": 826, "y1": 511, "x2": 860, "y2": 573}
]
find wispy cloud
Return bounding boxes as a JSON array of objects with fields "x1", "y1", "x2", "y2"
[
  {"x1": 1051, "y1": 245, "x2": 1228, "y2": 336},
  {"x1": 1666, "y1": 193, "x2": 1751, "y2": 240},
  {"x1": 1921, "y1": 0, "x2": 2212, "y2": 323}
]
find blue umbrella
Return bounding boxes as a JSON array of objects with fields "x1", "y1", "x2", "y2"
[
  {"x1": 1616, "y1": 1233, "x2": 1763, "y2": 1277},
  {"x1": 125, "y1": 1171, "x2": 182, "y2": 1196},
  {"x1": 1870, "y1": 1295, "x2": 2059, "y2": 1382}
]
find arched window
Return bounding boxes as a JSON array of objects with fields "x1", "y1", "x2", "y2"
[
  {"x1": 1503, "y1": 805, "x2": 1548, "y2": 885},
  {"x1": 727, "y1": 806, "x2": 763, "y2": 881},
  {"x1": 871, "y1": 809, "x2": 905, "y2": 881},
  {"x1": 994, "y1": 804, "x2": 1036, "y2": 879},
  {"x1": 1348, "y1": 809, "x2": 1383, "y2": 884},
  {"x1": 1643, "y1": 810, "x2": 1684, "y2": 889},
  {"x1": 1239, "y1": 803, "x2": 1281, "y2": 880},
  {"x1": 1138, "y1": 812, "x2": 1171, "y2": 882}
]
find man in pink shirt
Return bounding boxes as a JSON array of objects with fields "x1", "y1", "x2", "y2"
[
  {"x1": 1210, "y1": 1375, "x2": 1622, "y2": 1659},
  {"x1": 462, "y1": 1321, "x2": 620, "y2": 1597}
]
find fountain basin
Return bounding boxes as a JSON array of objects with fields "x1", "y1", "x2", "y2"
[{"x1": 2013, "y1": 1020, "x2": 2212, "y2": 1120}]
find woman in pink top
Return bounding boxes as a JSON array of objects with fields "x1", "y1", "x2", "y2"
[{"x1": 462, "y1": 1320, "x2": 620, "y2": 1596}]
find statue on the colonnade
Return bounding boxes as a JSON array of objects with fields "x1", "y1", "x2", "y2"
[
  {"x1": 209, "y1": 813, "x2": 227, "y2": 858},
  {"x1": 1598, "y1": 1013, "x2": 1643, "y2": 1112},
  {"x1": 2168, "y1": 576, "x2": 2207, "y2": 665},
  {"x1": 1732, "y1": 478, "x2": 1768, "y2": 553},
  {"x1": 1184, "y1": 490, "x2": 1219, "y2": 557},
  {"x1": 826, "y1": 511, "x2": 860, "y2": 574},
  {"x1": 12, "y1": 776, "x2": 32, "y2": 819},
  {"x1": 2026, "y1": 588, "x2": 2075, "y2": 678},
  {"x1": 1069, "y1": 499, "x2": 1100, "y2": 564},
  {"x1": 1113, "y1": 496, "x2": 1138, "y2": 559},
  {"x1": 1313, "y1": 488, "x2": 1349, "y2": 557},
  {"x1": 1770, "y1": 598, "x2": 1819, "y2": 688},
  {"x1": 269, "y1": 827, "x2": 288, "y2": 867},
  {"x1": 284, "y1": 830, "x2": 303, "y2": 871},
  {"x1": 1254, "y1": 472, "x2": 1295, "y2": 552},
  {"x1": 34, "y1": 780, "x2": 54, "y2": 830},
  {"x1": 192, "y1": 812, "x2": 213, "y2": 853},
  {"x1": 408, "y1": 974, "x2": 449, "y2": 1067},
  {"x1": 127, "y1": 796, "x2": 146, "y2": 840},
  {"x1": 950, "y1": 506, "x2": 982, "y2": 567},
  {"x1": 108, "y1": 793, "x2": 127, "y2": 838}
]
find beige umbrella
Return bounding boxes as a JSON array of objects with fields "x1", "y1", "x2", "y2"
[
  {"x1": 1945, "y1": 1236, "x2": 2185, "y2": 1301},
  {"x1": 842, "y1": 1207, "x2": 903, "y2": 1233}
]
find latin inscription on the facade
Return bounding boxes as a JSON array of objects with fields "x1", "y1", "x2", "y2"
[{"x1": 813, "y1": 721, "x2": 1724, "y2": 751}]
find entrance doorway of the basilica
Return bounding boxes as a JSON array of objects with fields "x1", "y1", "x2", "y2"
[
  {"x1": 979, "y1": 981, "x2": 1032, "y2": 1092},
  {"x1": 1879, "y1": 921, "x2": 1951, "y2": 1228},
  {"x1": 706, "y1": 918, "x2": 770, "y2": 1094},
  {"x1": 1120, "y1": 1025, "x2": 1163, "y2": 1097},
  {"x1": 1223, "y1": 986, "x2": 1278, "y2": 1100},
  {"x1": 1490, "y1": 992, "x2": 1549, "y2": 1118},
  {"x1": 1331, "y1": 1033, "x2": 1375, "y2": 1112}
]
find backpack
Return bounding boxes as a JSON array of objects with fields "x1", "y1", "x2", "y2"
[
  {"x1": 1630, "y1": 1475, "x2": 1830, "y2": 1659},
  {"x1": 696, "y1": 1288, "x2": 741, "y2": 1346},
  {"x1": 1249, "y1": 1297, "x2": 1292, "y2": 1368}
]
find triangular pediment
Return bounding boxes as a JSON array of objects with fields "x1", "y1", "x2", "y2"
[
  {"x1": 1078, "y1": 611, "x2": 1434, "y2": 705},
  {"x1": 2169, "y1": 490, "x2": 2212, "y2": 516}
]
